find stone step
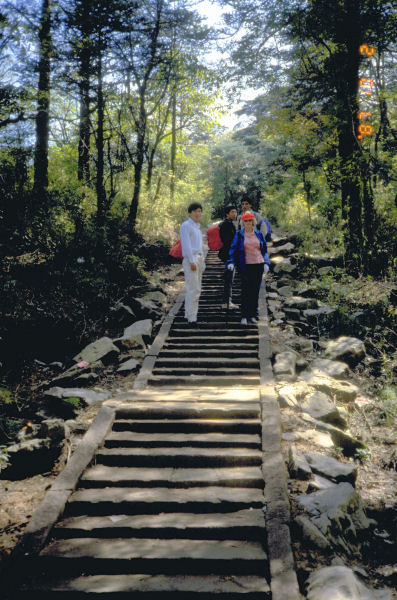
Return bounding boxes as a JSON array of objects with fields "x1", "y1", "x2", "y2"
[
  {"x1": 105, "y1": 432, "x2": 261, "y2": 448},
  {"x1": 154, "y1": 358, "x2": 259, "y2": 367},
  {"x1": 153, "y1": 360, "x2": 259, "y2": 378},
  {"x1": 54, "y1": 509, "x2": 266, "y2": 539},
  {"x1": 112, "y1": 419, "x2": 261, "y2": 434},
  {"x1": 66, "y1": 487, "x2": 264, "y2": 516},
  {"x1": 148, "y1": 375, "x2": 260, "y2": 387},
  {"x1": 158, "y1": 349, "x2": 258, "y2": 358},
  {"x1": 79, "y1": 466, "x2": 264, "y2": 489},
  {"x1": 171, "y1": 323, "x2": 257, "y2": 331},
  {"x1": 165, "y1": 337, "x2": 258, "y2": 345},
  {"x1": 115, "y1": 403, "x2": 260, "y2": 420},
  {"x1": 18, "y1": 574, "x2": 271, "y2": 598},
  {"x1": 35, "y1": 537, "x2": 267, "y2": 575},
  {"x1": 95, "y1": 447, "x2": 263, "y2": 468},
  {"x1": 168, "y1": 329, "x2": 258, "y2": 337}
]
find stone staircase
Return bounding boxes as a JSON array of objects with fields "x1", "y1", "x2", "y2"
[{"x1": 9, "y1": 250, "x2": 299, "y2": 599}]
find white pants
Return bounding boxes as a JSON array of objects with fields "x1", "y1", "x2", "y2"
[{"x1": 183, "y1": 253, "x2": 205, "y2": 322}]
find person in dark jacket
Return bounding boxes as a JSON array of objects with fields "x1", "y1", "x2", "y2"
[
  {"x1": 218, "y1": 204, "x2": 238, "y2": 309},
  {"x1": 227, "y1": 212, "x2": 270, "y2": 325}
]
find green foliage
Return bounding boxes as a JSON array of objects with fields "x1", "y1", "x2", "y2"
[
  {"x1": 377, "y1": 386, "x2": 397, "y2": 425},
  {"x1": 63, "y1": 396, "x2": 82, "y2": 408}
]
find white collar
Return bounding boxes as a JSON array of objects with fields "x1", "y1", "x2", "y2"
[{"x1": 188, "y1": 217, "x2": 200, "y2": 227}]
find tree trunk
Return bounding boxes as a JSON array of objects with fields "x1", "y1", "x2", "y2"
[
  {"x1": 78, "y1": 24, "x2": 91, "y2": 181},
  {"x1": 96, "y1": 48, "x2": 106, "y2": 252},
  {"x1": 33, "y1": 0, "x2": 52, "y2": 213},
  {"x1": 170, "y1": 88, "x2": 177, "y2": 201},
  {"x1": 128, "y1": 90, "x2": 146, "y2": 229},
  {"x1": 336, "y1": 0, "x2": 363, "y2": 274}
]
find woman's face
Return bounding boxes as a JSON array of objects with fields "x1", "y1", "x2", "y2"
[
  {"x1": 241, "y1": 200, "x2": 251, "y2": 212},
  {"x1": 243, "y1": 218, "x2": 254, "y2": 232}
]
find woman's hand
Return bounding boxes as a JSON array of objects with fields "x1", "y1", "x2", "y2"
[
  {"x1": 227, "y1": 263, "x2": 234, "y2": 271},
  {"x1": 263, "y1": 264, "x2": 269, "y2": 274}
]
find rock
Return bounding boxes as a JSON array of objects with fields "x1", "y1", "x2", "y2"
[
  {"x1": 300, "y1": 373, "x2": 359, "y2": 402},
  {"x1": 318, "y1": 266, "x2": 333, "y2": 275},
  {"x1": 284, "y1": 296, "x2": 318, "y2": 310},
  {"x1": 299, "y1": 286, "x2": 324, "y2": 299},
  {"x1": 303, "y1": 306, "x2": 338, "y2": 336},
  {"x1": 73, "y1": 337, "x2": 120, "y2": 365},
  {"x1": 303, "y1": 451, "x2": 357, "y2": 484},
  {"x1": 309, "y1": 358, "x2": 350, "y2": 380},
  {"x1": 290, "y1": 338, "x2": 314, "y2": 353},
  {"x1": 1, "y1": 437, "x2": 60, "y2": 479},
  {"x1": 273, "y1": 351, "x2": 297, "y2": 379},
  {"x1": 272, "y1": 234, "x2": 299, "y2": 247},
  {"x1": 141, "y1": 291, "x2": 167, "y2": 306},
  {"x1": 129, "y1": 297, "x2": 162, "y2": 320},
  {"x1": 300, "y1": 391, "x2": 346, "y2": 428},
  {"x1": 117, "y1": 358, "x2": 141, "y2": 374},
  {"x1": 297, "y1": 429, "x2": 334, "y2": 449},
  {"x1": 284, "y1": 307, "x2": 302, "y2": 320},
  {"x1": 108, "y1": 302, "x2": 136, "y2": 327},
  {"x1": 43, "y1": 387, "x2": 111, "y2": 417},
  {"x1": 317, "y1": 422, "x2": 367, "y2": 457},
  {"x1": 274, "y1": 259, "x2": 296, "y2": 274},
  {"x1": 270, "y1": 242, "x2": 295, "y2": 256},
  {"x1": 277, "y1": 381, "x2": 312, "y2": 408},
  {"x1": 123, "y1": 319, "x2": 153, "y2": 340},
  {"x1": 298, "y1": 483, "x2": 374, "y2": 555},
  {"x1": 65, "y1": 420, "x2": 90, "y2": 434},
  {"x1": 278, "y1": 286, "x2": 294, "y2": 297},
  {"x1": 38, "y1": 418, "x2": 68, "y2": 444},
  {"x1": 294, "y1": 515, "x2": 332, "y2": 552},
  {"x1": 49, "y1": 360, "x2": 103, "y2": 388},
  {"x1": 307, "y1": 474, "x2": 338, "y2": 492},
  {"x1": 296, "y1": 358, "x2": 309, "y2": 371},
  {"x1": 266, "y1": 292, "x2": 279, "y2": 300},
  {"x1": 288, "y1": 446, "x2": 312, "y2": 480},
  {"x1": 324, "y1": 336, "x2": 366, "y2": 365},
  {"x1": 306, "y1": 566, "x2": 393, "y2": 600},
  {"x1": 71, "y1": 372, "x2": 99, "y2": 386}
]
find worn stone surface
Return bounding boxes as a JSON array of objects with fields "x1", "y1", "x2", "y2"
[
  {"x1": 141, "y1": 291, "x2": 167, "y2": 306},
  {"x1": 307, "y1": 566, "x2": 393, "y2": 600},
  {"x1": 288, "y1": 446, "x2": 312, "y2": 480},
  {"x1": 303, "y1": 306, "x2": 337, "y2": 335},
  {"x1": 73, "y1": 337, "x2": 120, "y2": 365},
  {"x1": 300, "y1": 372, "x2": 359, "y2": 402},
  {"x1": 309, "y1": 358, "x2": 350, "y2": 380},
  {"x1": 274, "y1": 352, "x2": 297, "y2": 378},
  {"x1": 284, "y1": 296, "x2": 318, "y2": 310},
  {"x1": 304, "y1": 451, "x2": 357, "y2": 483},
  {"x1": 290, "y1": 337, "x2": 314, "y2": 353},
  {"x1": 270, "y1": 242, "x2": 295, "y2": 256},
  {"x1": 108, "y1": 302, "x2": 136, "y2": 327},
  {"x1": 300, "y1": 414, "x2": 366, "y2": 457},
  {"x1": 274, "y1": 260, "x2": 296, "y2": 274},
  {"x1": 294, "y1": 515, "x2": 331, "y2": 552},
  {"x1": 307, "y1": 474, "x2": 338, "y2": 493},
  {"x1": 297, "y1": 429, "x2": 334, "y2": 449},
  {"x1": 278, "y1": 286, "x2": 294, "y2": 297},
  {"x1": 129, "y1": 297, "x2": 162, "y2": 320},
  {"x1": 44, "y1": 387, "x2": 111, "y2": 416},
  {"x1": 122, "y1": 319, "x2": 153, "y2": 339},
  {"x1": 298, "y1": 483, "x2": 374, "y2": 555},
  {"x1": 277, "y1": 381, "x2": 312, "y2": 408},
  {"x1": 117, "y1": 358, "x2": 141, "y2": 374},
  {"x1": 324, "y1": 336, "x2": 366, "y2": 365},
  {"x1": 38, "y1": 419, "x2": 68, "y2": 444},
  {"x1": 49, "y1": 360, "x2": 103, "y2": 387},
  {"x1": 300, "y1": 391, "x2": 346, "y2": 429}
]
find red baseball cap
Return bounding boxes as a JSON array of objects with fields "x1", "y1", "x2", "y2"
[{"x1": 241, "y1": 212, "x2": 255, "y2": 221}]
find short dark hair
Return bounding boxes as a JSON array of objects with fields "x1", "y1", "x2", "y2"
[
  {"x1": 225, "y1": 204, "x2": 237, "y2": 215},
  {"x1": 188, "y1": 202, "x2": 202, "y2": 213}
]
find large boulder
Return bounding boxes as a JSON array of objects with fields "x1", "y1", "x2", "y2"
[
  {"x1": 128, "y1": 297, "x2": 162, "y2": 320},
  {"x1": 1, "y1": 437, "x2": 60, "y2": 479},
  {"x1": 288, "y1": 446, "x2": 312, "y2": 480},
  {"x1": 273, "y1": 258, "x2": 296, "y2": 274},
  {"x1": 273, "y1": 351, "x2": 297, "y2": 379},
  {"x1": 303, "y1": 306, "x2": 338, "y2": 336},
  {"x1": 117, "y1": 358, "x2": 141, "y2": 374},
  {"x1": 306, "y1": 566, "x2": 393, "y2": 600},
  {"x1": 300, "y1": 372, "x2": 359, "y2": 403},
  {"x1": 324, "y1": 336, "x2": 366, "y2": 365},
  {"x1": 141, "y1": 291, "x2": 167, "y2": 306},
  {"x1": 43, "y1": 386, "x2": 111, "y2": 417},
  {"x1": 309, "y1": 358, "x2": 350, "y2": 380},
  {"x1": 113, "y1": 320, "x2": 151, "y2": 354},
  {"x1": 108, "y1": 302, "x2": 136, "y2": 328},
  {"x1": 270, "y1": 242, "x2": 295, "y2": 256},
  {"x1": 294, "y1": 515, "x2": 332, "y2": 552},
  {"x1": 73, "y1": 337, "x2": 120, "y2": 365},
  {"x1": 304, "y1": 451, "x2": 357, "y2": 484},
  {"x1": 300, "y1": 391, "x2": 347, "y2": 429},
  {"x1": 277, "y1": 381, "x2": 312, "y2": 408},
  {"x1": 49, "y1": 360, "x2": 103, "y2": 388},
  {"x1": 297, "y1": 483, "x2": 374, "y2": 555}
]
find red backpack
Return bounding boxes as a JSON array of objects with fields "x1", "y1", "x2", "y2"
[
  {"x1": 169, "y1": 239, "x2": 183, "y2": 259},
  {"x1": 207, "y1": 226, "x2": 223, "y2": 251}
]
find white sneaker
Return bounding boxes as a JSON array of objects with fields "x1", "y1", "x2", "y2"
[
  {"x1": 240, "y1": 318, "x2": 248, "y2": 325},
  {"x1": 229, "y1": 302, "x2": 239, "y2": 310},
  {"x1": 249, "y1": 317, "x2": 258, "y2": 323}
]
